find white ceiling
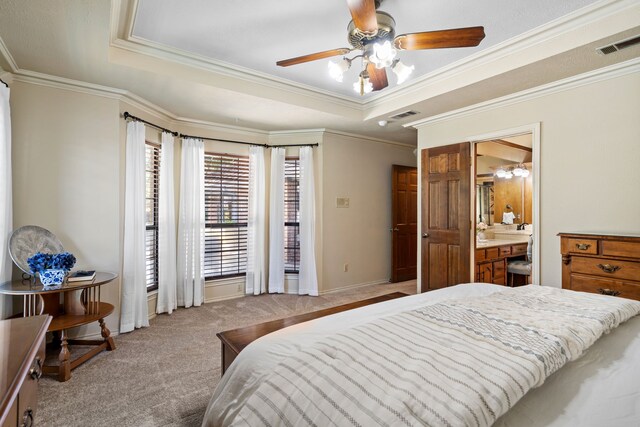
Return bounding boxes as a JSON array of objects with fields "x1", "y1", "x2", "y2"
[
  {"x1": 0, "y1": 0, "x2": 638, "y2": 146},
  {"x1": 132, "y1": 0, "x2": 599, "y2": 99}
]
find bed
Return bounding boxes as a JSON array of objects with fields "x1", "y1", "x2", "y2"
[{"x1": 203, "y1": 284, "x2": 640, "y2": 426}]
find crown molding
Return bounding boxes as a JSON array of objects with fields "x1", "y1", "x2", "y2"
[
  {"x1": 320, "y1": 128, "x2": 416, "y2": 148},
  {"x1": 9, "y1": 68, "x2": 273, "y2": 137},
  {"x1": 6, "y1": 66, "x2": 416, "y2": 145},
  {"x1": 0, "y1": 35, "x2": 18, "y2": 72},
  {"x1": 406, "y1": 57, "x2": 640, "y2": 128},
  {"x1": 262, "y1": 127, "x2": 415, "y2": 147},
  {"x1": 363, "y1": 0, "x2": 640, "y2": 109},
  {"x1": 110, "y1": 0, "x2": 362, "y2": 111}
]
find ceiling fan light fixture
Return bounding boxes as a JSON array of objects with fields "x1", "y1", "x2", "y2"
[
  {"x1": 370, "y1": 40, "x2": 397, "y2": 69},
  {"x1": 328, "y1": 58, "x2": 351, "y2": 82},
  {"x1": 391, "y1": 60, "x2": 415, "y2": 84},
  {"x1": 353, "y1": 75, "x2": 373, "y2": 95}
]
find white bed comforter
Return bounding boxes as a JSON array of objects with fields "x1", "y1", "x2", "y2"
[{"x1": 204, "y1": 284, "x2": 640, "y2": 427}]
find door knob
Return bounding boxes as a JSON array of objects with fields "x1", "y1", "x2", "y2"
[{"x1": 422, "y1": 233, "x2": 429, "y2": 238}]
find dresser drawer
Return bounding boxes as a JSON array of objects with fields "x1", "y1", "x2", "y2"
[
  {"x1": 563, "y1": 238, "x2": 598, "y2": 255},
  {"x1": 569, "y1": 274, "x2": 640, "y2": 300},
  {"x1": 602, "y1": 240, "x2": 640, "y2": 259},
  {"x1": 1, "y1": 400, "x2": 17, "y2": 427},
  {"x1": 499, "y1": 246, "x2": 511, "y2": 257},
  {"x1": 571, "y1": 256, "x2": 640, "y2": 282},
  {"x1": 511, "y1": 244, "x2": 527, "y2": 256},
  {"x1": 486, "y1": 248, "x2": 499, "y2": 260},
  {"x1": 475, "y1": 249, "x2": 486, "y2": 262}
]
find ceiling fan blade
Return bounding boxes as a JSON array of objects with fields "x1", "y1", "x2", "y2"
[
  {"x1": 346, "y1": 0, "x2": 378, "y2": 35},
  {"x1": 367, "y1": 63, "x2": 388, "y2": 91},
  {"x1": 276, "y1": 48, "x2": 351, "y2": 67},
  {"x1": 394, "y1": 26, "x2": 485, "y2": 50}
]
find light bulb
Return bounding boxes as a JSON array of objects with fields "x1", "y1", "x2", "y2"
[
  {"x1": 392, "y1": 60, "x2": 415, "y2": 84},
  {"x1": 370, "y1": 40, "x2": 397, "y2": 69},
  {"x1": 521, "y1": 168, "x2": 530, "y2": 178},
  {"x1": 353, "y1": 77, "x2": 373, "y2": 95},
  {"x1": 505, "y1": 170, "x2": 513, "y2": 179},
  {"x1": 513, "y1": 165, "x2": 524, "y2": 176},
  {"x1": 328, "y1": 58, "x2": 350, "y2": 82},
  {"x1": 495, "y1": 168, "x2": 506, "y2": 178}
]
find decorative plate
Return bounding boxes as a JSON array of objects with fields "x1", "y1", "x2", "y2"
[{"x1": 8, "y1": 225, "x2": 64, "y2": 274}]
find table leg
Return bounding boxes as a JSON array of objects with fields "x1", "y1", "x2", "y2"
[
  {"x1": 99, "y1": 318, "x2": 116, "y2": 351},
  {"x1": 58, "y1": 330, "x2": 71, "y2": 382}
]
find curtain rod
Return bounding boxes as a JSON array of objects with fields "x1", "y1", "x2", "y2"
[
  {"x1": 123, "y1": 112, "x2": 178, "y2": 136},
  {"x1": 123, "y1": 112, "x2": 318, "y2": 148}
]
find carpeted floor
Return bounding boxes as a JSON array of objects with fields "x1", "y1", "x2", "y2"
[{"x1": 37, "y1": 281, "x2": 416, "y2": 427}]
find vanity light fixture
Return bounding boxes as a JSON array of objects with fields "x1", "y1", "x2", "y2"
[{"x1": 494, "y1": 164, "x2": 530, "y2": 179}]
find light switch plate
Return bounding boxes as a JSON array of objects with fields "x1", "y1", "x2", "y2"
[{"x1": 336, "y1": 197, "x2": 350, "y2": 208}]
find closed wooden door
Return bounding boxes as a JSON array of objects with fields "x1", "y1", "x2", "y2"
[
  {"x1": 392, "y1": 165, "x2": 418, "y2": 282},
  {"x1": 421, "y1": 143, "x2": 471, "y2": 292}
]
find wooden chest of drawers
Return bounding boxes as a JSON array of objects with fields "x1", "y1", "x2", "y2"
[
  {"x1": 0, "y1": 316, "x2": 50, "y2": 427},
  {"x1": 559, "y1": 233, "x2": 640, "y2": 301}
]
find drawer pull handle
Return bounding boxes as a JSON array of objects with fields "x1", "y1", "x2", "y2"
[
  {"x1": 597, "y1": 288, "x2": 621, "y2": 296},
  {"x1": 575, "y1": 243, "x2": 591, "y2": 250},
  {"x1": 29, "y1": 357, "x2": 43, "y2": 381},
  {"x1": 596, "y1": 264, "x2": 621, "y2": 274},
  {"x1": 21, "y1": 408, "x2": 33, "y2": 427}
]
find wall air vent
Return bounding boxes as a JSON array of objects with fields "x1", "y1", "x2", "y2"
[
  {"x1": 596, "y1": 34, "x2": 640, "y2": 55},
  {"x1": 389, "y1": 110, "x2": 419, "y2": 120}
]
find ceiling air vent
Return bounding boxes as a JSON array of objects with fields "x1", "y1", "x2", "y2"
[
  {"x1": 596, "y1": 34, "x2": 640, "y2": 55},
  {"x1": 389, "y1": 110, "x2": 419, "y2": 120}
]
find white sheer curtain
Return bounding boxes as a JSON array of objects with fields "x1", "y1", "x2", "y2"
[
  {"x1": 0, "y1": 85, "x2": 12, "y2": 319},
  {"x1": 246, "y1": 146, "x2": 266, "y2": 295},
  {"x1": 156, "y1": 132, "x2": 177, "y2": 314},
  {"x1": 268, "y1": 147, "x2": 285, "y2": 293},
  {"x1": 177, "y1": 138, "x2": 205, "y2": 308},
  {"x1": 121, "y1": 121, "x2": 149, "y2": 332},
  {"x1": 298, "y1": 146, "x2": 318, "y2": 296}
]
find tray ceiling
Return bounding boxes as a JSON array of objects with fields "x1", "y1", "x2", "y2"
[{"x1": 132, "y1": 0, "x2": 600, "y2": 99}]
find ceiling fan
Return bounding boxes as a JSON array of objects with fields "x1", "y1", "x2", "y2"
[{"x1": 276, "y1": 0, "x2": 485, "y2": 95}]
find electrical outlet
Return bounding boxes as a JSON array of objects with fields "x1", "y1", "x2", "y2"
[{"x1": 343, "y1": 263, "x2": 349, "y2": 272}]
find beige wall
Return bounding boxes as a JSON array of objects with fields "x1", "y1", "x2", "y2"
[
  {"x1": 322, "y1": 132, "x2": 416, "y2": 292},
  {"x1": 6, "y1": 78, "x2": 417, "y2": 334},
  {"x1": 416, "y1": 70, "x2": 640, "y2": 288},
  {"x1": 10, "y1": 82, "x2": 122, "y2": 337}
]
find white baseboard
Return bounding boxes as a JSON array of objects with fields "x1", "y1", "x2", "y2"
[{"x1": 319, "y1": 279, "x2": 391, "y2": 295}]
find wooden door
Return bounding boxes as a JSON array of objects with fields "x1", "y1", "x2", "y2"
[
  {"x1": 391, "y1": 165, "x2": 418, "y2": 282},
  {"x1": 421, "y1": 143, "x2": 471, "y2": 292}
]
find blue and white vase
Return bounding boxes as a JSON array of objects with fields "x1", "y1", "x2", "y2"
[{"x1": 39, "y1": 269, "x2": 67, "y2": 286}]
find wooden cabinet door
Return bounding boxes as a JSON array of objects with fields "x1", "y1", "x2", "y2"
[
  {"x1": 392, "y1": 165, "x2": 418, "y2": 282},
  {"x1": 421, "y1": 143, "x2": 471, "y2": 292}
]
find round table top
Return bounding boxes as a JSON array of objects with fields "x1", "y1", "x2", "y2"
[{"x1": 0, "y1": 271, "x2": 118, "y2": 295}]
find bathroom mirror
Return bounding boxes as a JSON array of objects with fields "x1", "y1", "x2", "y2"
[{"x1": 475, "y1": 139, "x2": 533, "y2": 225}]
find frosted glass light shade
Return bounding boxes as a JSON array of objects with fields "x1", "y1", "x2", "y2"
[
  {"x1": 392, "y1": 60, "x2": 415, "y2": 84},
  {"x1": 370, "y1": 41, "x2": 397, "y2": 69},
  {"x1": 328, "y1": 58, "x2": 350, "y2": 82},
  {"x1": 353, "y1": 77, "x2": 373, "y2": 94}
]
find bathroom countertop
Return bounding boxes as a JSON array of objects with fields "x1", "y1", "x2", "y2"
[{"x1": 476, "y1": 237, "x2": 529, "y2": 248}]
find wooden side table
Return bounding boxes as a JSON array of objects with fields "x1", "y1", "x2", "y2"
[{"x1": 0, "y1": 272, "x2": 118, "y2": 382}]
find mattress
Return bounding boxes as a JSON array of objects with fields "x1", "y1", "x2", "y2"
[{"x1": 204, "y1": 284, "x2": 640, "y2": 426}]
